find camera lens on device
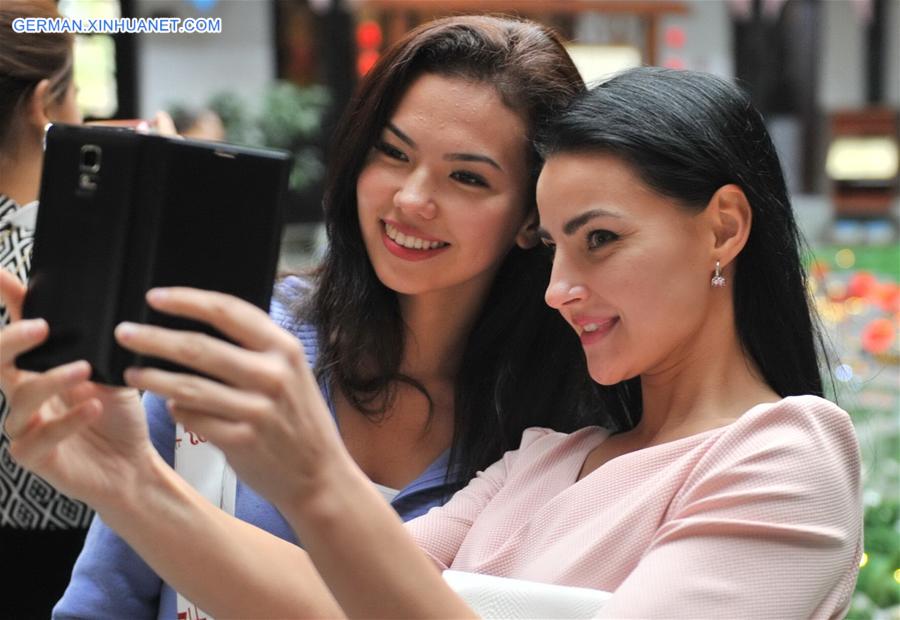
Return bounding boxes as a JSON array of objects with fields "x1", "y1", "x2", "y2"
[{"x1": 80, "y1": 145, "x2": 101, "y2": 172}]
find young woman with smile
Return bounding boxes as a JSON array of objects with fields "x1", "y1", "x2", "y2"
[
  {"x1": 358, "y1": 74, "x2": 531, "y2": 304},
  {"x1": 538, "y1": 153, "x2": 782, "y2": 459},
  {"x1": 341, "y1": 72, "x2": 546, "y2": 488},
  {"x1": 539, "y1": 150, "x2": 777, "y2": 388},
  {"x1": 2, "y1": 67, "x2": 860, "y2": 618}
]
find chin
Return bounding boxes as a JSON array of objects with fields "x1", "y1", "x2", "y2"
[
  {"x1": 586, "y1": 363, "x2": 630, "y2": 387},
  {"x1": 371, "y1": 264, "x2": 432, "y2": 296}
]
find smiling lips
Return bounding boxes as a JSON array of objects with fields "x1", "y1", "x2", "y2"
[
  {"x1": 573, "y1": 316, "x2": 618, "y2": 346},
  {"x1": 381, "y1": 220, "x2": 450, "y2": 261}
]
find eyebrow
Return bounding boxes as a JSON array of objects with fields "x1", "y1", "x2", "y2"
[
  {"x1": 386, "y1": 123, "x2": 415, "y2": 147},
  {"x1": 445, "y1": 153, "x2": 502, "y2": 171},
  {"x1": 385, "y1": 123, "x2": 503, "y2": 172},
  {"x1": 537, "y1": 208, "x2": 621, "y2": 239},
  {"x1": 563, "y1": 209, "x2": 621, "y2": 235}
]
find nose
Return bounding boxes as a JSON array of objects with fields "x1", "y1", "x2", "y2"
[
  {"x1": 394, "y1": 168, "x2": 437, "y2": 220},
  {"x1": 545, "y1": 255, "x2": 589, "y2": 309}
]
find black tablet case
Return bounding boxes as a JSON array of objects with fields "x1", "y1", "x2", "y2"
[{"x1": 17, "y1": 124, "x2": 291, "y2": 385}]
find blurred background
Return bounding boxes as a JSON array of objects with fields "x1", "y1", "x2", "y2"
[{"x1": 58, "y1": 0, "x2": 899, "y2": 616}]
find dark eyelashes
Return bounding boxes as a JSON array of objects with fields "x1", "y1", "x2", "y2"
[
  {"x1": 538, "y1": 231, "x2": 617, "y2": 255},
  {"x1": 587, "y1": 230, "x2": 619, "y2": 249},
  {"x1": 373, "y1": 140, "x2": 490, "y2": 188},
  {"x1": 374, "y1": 140, "x2": 407, "y2": 161},
  {"x1": 451, "y1": 171, "x2": 489, "y2": 188}
]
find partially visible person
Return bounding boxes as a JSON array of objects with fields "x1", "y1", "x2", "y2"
[
  {"x1": 88, "y1": 111, "x2": 178, "y2": 135},
  {"x1": 169, "y1": 106, "x2": 225, "y2": 141},
  {"x1": 0, "y1": 1, "x2": 88, "y2": 617},
  {"x1": 0, "y1": 68, "x2": 862, "y2": 618}
]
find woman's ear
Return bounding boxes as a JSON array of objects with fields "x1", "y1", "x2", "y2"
[
  {"x1": 706, "y1": 184, "x2": 752, "y2": 268},
  {"x1": 515, "y1": 209, "x2": 541, "y2": 249},
  {"x1": 26, "y1": 79, "x2": 53, "y2": 130}
]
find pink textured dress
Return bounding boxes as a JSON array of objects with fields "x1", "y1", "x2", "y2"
[{"x1": 406, "y1": 395, "x2": 862, "y2": 619}]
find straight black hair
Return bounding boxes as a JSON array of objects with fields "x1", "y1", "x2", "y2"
[
  {"x1": 537, "y1": 67, "x2": 829, "y2": 430},
  {"x1": 294, "y1": 16, "x2": 607, "y2": 486}
]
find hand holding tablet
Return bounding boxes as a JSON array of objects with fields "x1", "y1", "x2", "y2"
[{"x1": 16, "y1": 124, "x2": 291, "y2": 385}]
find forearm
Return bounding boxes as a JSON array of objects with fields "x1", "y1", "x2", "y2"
[
  {"x1": 96, "y1": 452, "x2": 344, "y2": 619},
  {"x1": 99, "y1": 287, "x2": 473, "y2": 617},
  {"x1": 283, "y1": 455, "x2": 476, "y2": 620}
]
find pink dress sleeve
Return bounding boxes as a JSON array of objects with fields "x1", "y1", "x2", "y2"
[
  {"x1": 405, "y1": 427, "x2": 555, "y2": 570},
  {"x1": 596, "y1": 397, "x2": 862, "y2": 619}
]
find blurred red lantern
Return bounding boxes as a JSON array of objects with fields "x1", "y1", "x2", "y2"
[
  {"x1": 664, "y1": 26, "x2": 686, "y2": 49},
  {"x1": 356, "y1": 20, "x2": 383, "y2": 49},
  {"x1": 356, "y1": 20, "x2": 382, "y2": 76},
  {"x1": 861, "y1": 318, "x2": 896, "y2": 355}
]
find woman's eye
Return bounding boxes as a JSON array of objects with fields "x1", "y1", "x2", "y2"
[
  {"x1": 587, "y1": 230, "x2": 618, "y2": 249},
  {"x1": 450, "y1": 171, "x2": 489, "y2": 188},
  {"x1": 374, "y1": 141, "x2": 408, "y2": 162}
]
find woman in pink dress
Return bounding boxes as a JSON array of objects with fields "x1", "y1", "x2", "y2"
[{"x1": 1, "y1": 67, "x2": 861, "y2": 618}]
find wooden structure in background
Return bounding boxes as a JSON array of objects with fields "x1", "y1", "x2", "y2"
[
  {"x1": 828, "y1": 108, "x2": 899, "y2": 220},
  {"x1": 357, "y1": 0, "x2": 688, "y2": 66}
]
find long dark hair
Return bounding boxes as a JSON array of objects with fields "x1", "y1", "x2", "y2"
[
  {"x1": 537, "y1": 67, "x2": 828, "y2": 431},
  {"x1": 0, "y1": 0, "x2": 73, "y2": 150},
  {"x1": 302, "y1": 15, "x2": 604, "y2": 484}
]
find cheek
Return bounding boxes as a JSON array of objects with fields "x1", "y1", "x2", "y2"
[
  {"x1": 617, "y1": 254, "x2": 709, "y2": 350},
  {"x1": 355, "y1": 167, "x2": 377, "y2": 212},
  {"x1": 588, "y1": 249, "x2": 698, "y2": 333},
  {"x1": 355, "y1": 166, "x2": 390, "y2": 226},
  {"x1": 460, "y1": 204, "x2": 525, "y2": 261}
]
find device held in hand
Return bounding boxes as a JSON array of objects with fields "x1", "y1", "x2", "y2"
[{"x1": 17, "y1": 124, "x2": 291, "y2": 385}]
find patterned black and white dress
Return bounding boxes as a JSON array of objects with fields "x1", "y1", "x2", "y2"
[{"x1": 0, "y1": 194, "x2": 93, "y2": 617}]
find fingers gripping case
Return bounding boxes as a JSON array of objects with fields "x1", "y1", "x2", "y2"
[{"x1": 17, "y1": 124, "x2": 291, "y2": 385}]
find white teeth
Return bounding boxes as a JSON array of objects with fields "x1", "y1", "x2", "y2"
[
  {"x1": 384, "y1": 223, "x2": 447, "y2": 250},
  {"x1": 583, "y1": 323, "x2": 599, "y2": 333}
]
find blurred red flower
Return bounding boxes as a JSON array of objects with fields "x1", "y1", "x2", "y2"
[
  {"x1": 861, "y1": 318, "x2": 897, "y2": 355},
  {"x1": 847, "y1": 271, "x2": 879, "y2": 299},
  {"x1": 876, "y1": 283, "x2": 900, "y2": 314}
]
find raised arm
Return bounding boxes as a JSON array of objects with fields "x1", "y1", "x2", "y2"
[
  {"x1": 95, "y1": 449, "x2": 344, "y2": 618},
  {"x1": 0, "y1": 271, "x2": 342, "y2": 618},
  {"x1": 55, "y1": 393, "x2": 174, "y2": 619},
  {"x1": 7, "y1": 383, "x2": 343, "y2": 618},
  {"x1": 115, "y1": 286, "x2": 477, "y2": 618}
]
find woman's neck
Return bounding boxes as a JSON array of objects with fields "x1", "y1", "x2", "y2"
[
  {"x1": 632, "y1": 303, "x2": 780, "y2": 444},
  {"x1": 0, "y1": 140, "x2": 42, "y2": 206},
  {"x1": 397, "y1": 276, "x2": 494, "y2": 383}
]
